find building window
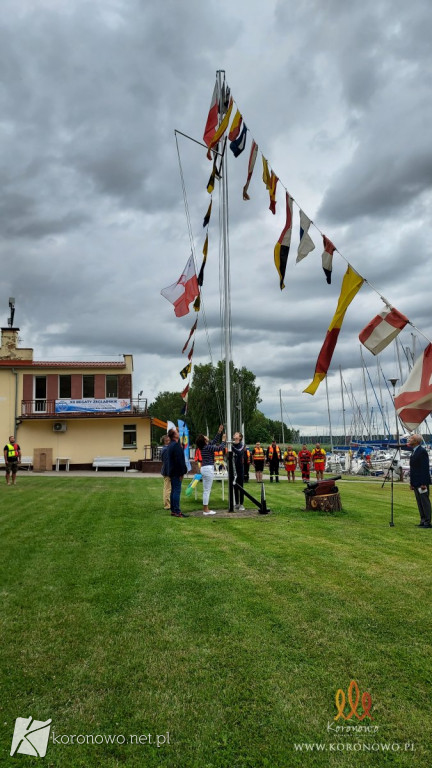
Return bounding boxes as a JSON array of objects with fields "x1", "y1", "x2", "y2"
[
  {"x1": 59, "y1": 375, "x2": 71, "y2": 399},
  {"x1": 83, "y1": 375, "x2": 94, "y2": 398},
  {"x1": 123, "y1": 424, "x2": 137, "y2": 448},
  {"x1": 35, "y1": 376, "x2": 46, "y2": 412},
  {"x1": 106, "y1": 375, "x2": 118, "y2": 398}
]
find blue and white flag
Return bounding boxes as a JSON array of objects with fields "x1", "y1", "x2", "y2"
[{"x1": 178, "y1": 419, "x2": 191, "y2": 471}]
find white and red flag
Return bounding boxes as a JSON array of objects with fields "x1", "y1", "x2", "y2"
[
  {"x1": 359, "y1": 307, "x2": 409, "y2": 355},
  {"x1": 322, "y1": 235, "x2": 336, "y2": 284},
  {"x1": 161, "y1": 255, "x2": 199, "y2": 318},
  {"x1": 394, "y1": 344, "x2": 432, "y2": 430},
  {"x1": 203, "y1": 83, "x2": 220, "y2": 148}
]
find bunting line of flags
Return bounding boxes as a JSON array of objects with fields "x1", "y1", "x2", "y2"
[
  {"x1": 161, "y1": 76, "x2": 432, "y2": 431},
  {"x1": 200, "y1": 77, "x2": 432, "y2": 430}
]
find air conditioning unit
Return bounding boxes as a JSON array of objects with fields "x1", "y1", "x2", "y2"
[{"x1": 53, "y1": 422, "x2": 67, "y2": 432}]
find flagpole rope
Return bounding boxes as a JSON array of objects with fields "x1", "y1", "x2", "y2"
[
  {"x1": 226, "y1": 94, "x2": 432, "y2": 348},
  {"x1": 218, "y1": 140, "x2": 234, "y2": 424},
  {"x1": 175, "y1": 131, "x2": 225, "y2": 424}
]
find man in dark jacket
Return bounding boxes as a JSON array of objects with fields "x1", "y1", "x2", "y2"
[
  {"x1": 408, "y1": 434, "x2": 431, "y2": 528},
  {"x1": 266, "y1": 439, "x2": 281, "y2": 483},
  {"x1": 167, "y1": 427, "x2": 188, "y2": 518}
]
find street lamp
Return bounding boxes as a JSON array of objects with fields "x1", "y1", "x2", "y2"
[
  {"x1": 137, "y1": 390, "x2": 143, "y2": 411},
  {"x1": 386, "y1": 378, "x2": 400, "y2": 527}
]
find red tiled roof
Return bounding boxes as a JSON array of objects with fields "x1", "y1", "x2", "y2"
[{"x1": 0, "y1": 360, "x2": 126, "y2": 368}]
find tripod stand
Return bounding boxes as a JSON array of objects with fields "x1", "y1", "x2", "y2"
[{"x1": 381, "y1": 447, "x2": 402, "y2": 527}]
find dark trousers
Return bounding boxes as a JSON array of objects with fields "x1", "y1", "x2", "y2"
[
  {"x1": 300, "y1": 462, "x2": 310, "y2": 481},
  {"x1": 414, "y1": 487, "x2": 432, "y2": 525},
  {"x1": 269, "y1": 461, "x2": 279, "y2": 481},
  {"x1": 170, "y1": 476, "x2": 182, "y2": 514},
  {"x1": 234, "y1": 466, "x2": 244, "y2": 504}
]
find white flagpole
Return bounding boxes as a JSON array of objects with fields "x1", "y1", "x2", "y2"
[{"x1": 217, "y1": 69, "x2": 234, "y2": 511}]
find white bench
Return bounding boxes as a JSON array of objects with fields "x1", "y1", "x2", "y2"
[
  {"x1": 92, "y1": 457, "x2": 131, "y2": 472},
  {"x1": 0, "y1": 456, "x2": 33, "y2": 470}
]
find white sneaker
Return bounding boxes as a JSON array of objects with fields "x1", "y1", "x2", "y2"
[
  {"x1": 203, "y1": 510, "x2": 216, "y2": 516},
  {"x1": 234, "y1": 504, "x2": 240, "y2": 510},
  {"x1": 239, "y1": 505, "x2": 245, "y2": 511}
]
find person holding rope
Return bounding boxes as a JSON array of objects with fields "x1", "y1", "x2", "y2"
[{"x1": 195, "y1": 425, "x2": 225, "y2": 515}]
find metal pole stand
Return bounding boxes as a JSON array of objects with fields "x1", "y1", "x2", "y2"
[
  {"x1": 233, "y1": 481, "x2": 270, "y2": 514},
  {"x1": 381, "y1": 448, "x2": 400, "y2": 527}
]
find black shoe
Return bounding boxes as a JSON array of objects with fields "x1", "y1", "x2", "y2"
[
  {"x1": 417, "y1": 523, "x2": 425, "y2": 527},
  {"x1": 421, "y1": 524, "x2": 432, "y2": 528}
]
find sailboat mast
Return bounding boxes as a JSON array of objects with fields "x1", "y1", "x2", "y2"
[
  {"x1": 218, "y1": 69, "x2": 234, "y2": 511},
  {"x1": 279, "y1": 389, "x2": 285, "y2": 448},
  {"x1": 339, "y1": 366, "x2": 347, "y2": 445},
  {"x1": 360, "y1": 346, "x2": 371, "y2": 439},
  {"x1": 325, "y1": 376, "x2": 334, "y2": 452}
]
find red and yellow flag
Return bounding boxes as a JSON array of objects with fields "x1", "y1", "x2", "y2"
[
  {"x1": 206, "y1": 97, "x2": 234, "y2": 157},
  {"x1": 304, "y1": 267, "x2": 364, "y2": 395},
  {"x1": 228, "y1": 109, "x2": 242, "y2": 141}
]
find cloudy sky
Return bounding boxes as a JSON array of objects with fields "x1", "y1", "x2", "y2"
[{"x1": 1, "y1": 0, "x2": 432, "y2": 435}]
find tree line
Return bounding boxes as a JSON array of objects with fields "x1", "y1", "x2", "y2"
[{"x1": 148, "y1": 361, "x2": 296, "y2": 446}]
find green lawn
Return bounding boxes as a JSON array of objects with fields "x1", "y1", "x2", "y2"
[{"x1": 0, "y1": 476, "x2": 430, "y2": 767}]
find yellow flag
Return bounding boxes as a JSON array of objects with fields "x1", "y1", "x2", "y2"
[{"x1": 304, "y1": 267, "x2": 364, "y2": 395}]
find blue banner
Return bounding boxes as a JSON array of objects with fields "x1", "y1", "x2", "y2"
[{"x1": 55, "y1": 398, "x2": 131, "y2": 413}]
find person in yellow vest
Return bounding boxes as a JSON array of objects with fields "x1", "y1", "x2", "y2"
[
  {"x1": 266, "y1": 439, "x2": 281, "y2": 482},
  {"x1": 214, "y1": 445, "x2": 226, "y2": 474},
  {"x1": 252, "y1": 441, "x2": 265, "y2": 482},
  {"x1": 4, "y1": 435, "x2": 21, "y2": 486},
  {"x1": 283, "y1": 445, "x2": 298, "y2": 482},
  {"x1": 311, "y1": 443, "x2": 326, "y2": 480}
]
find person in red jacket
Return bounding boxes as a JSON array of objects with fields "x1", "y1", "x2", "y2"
[{"x1": 298, "y1": 444, "x2": 312, "y2": 483}]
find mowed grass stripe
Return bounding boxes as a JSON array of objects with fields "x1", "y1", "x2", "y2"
[{"x1": 0, "y1": 477, "x2": 431, "y2": 767}]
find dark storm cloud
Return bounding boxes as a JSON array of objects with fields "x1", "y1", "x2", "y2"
[{"x1": 1, "y1": 0, "x2": 431, "y2": 430}]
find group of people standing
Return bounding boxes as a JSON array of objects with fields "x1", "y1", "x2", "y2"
[
  {"x1": 160, "y1": 428, "x2": 251, "y2": 517},
  {"x1": 161, "y1": 434, "x2": 329, "y2": 517},
  {"x1": 251, "y1": 441, "x2": 326, "y2": 483}
]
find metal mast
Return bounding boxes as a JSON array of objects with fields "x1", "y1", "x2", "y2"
[
  {"x1": 325, "y1": 376, "x2": 334, "y2": 452},
  {"x1": 217, "y1": 69, "x2": 234, "y2": 511},
  {"x1": 339, "y1": 366, "x2": 347, "y2": 445},
  {"x1": 279, "y1": 389, "x2": 285, "y2": 448}
]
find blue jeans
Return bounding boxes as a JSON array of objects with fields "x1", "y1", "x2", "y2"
[{"x1": 170, "y1": 476, "x2": 182, "y2": 514}]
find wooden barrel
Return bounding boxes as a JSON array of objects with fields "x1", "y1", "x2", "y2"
[{"x1": 305, "y1": 492, "x2": 342, "y2": 512}]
